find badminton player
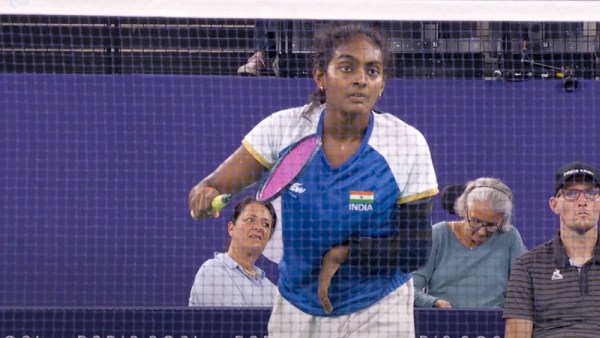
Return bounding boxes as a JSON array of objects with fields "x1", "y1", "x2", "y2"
[{"x1": 188, "y1": 23, "x2": 438, "y2": 337}]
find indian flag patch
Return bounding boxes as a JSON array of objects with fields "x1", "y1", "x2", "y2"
[{"x1": 349, "y1": 191, "x2": 374, "y2": 204}]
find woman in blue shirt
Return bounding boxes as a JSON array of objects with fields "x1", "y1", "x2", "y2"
[{"x1": 189, "y1": 24, "x2": 438, "y2": 337}]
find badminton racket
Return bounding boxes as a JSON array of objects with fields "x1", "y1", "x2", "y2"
[{"x1": 256, "y1": 134, "x2": 321, "y2": 203}]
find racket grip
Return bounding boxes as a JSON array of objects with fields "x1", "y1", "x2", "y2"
[{"x1": 190, "y1": 194, "x2": 232, "y2": 220}]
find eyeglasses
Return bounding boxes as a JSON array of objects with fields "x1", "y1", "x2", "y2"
[
  {"x1": 467, "y1": 216, "x2": 502, "y2": 233},
  {"x1": 558, "y1": 188, "x2": 600, "y2": 201}
]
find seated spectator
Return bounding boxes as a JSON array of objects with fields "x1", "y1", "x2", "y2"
[
  {"x1": 504, "y1": 162, "x2": 600, "y2": 338},
  {"x1": 413, "y1": 177, "x2": 527, "y2": 308},
  {"x1": 237, "y1": 20, "x2": 279, "y2": 76},
  {"x1": 189, "y1": 197, "x2": 277, "y2": 307}
]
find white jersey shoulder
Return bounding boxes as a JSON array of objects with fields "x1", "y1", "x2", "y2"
[
  {"x1": 369, "y1": 111, "x2": 438, "y2": 202},
  {"x1": 243, "y1": 104, "x2": 320, "y2": 167}
]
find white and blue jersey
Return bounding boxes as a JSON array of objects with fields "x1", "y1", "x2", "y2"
[{"x1": 243, "y1": 104, "x2": 438, "y2": 316}]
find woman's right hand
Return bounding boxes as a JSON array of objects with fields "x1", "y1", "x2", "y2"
[
  {"x1": 187, "y1": 145, "x2": 266, "y2": 219},
  {"x1": 433, "y1": 298, "x2": 452, "y2": 308},
  {"x1": 188, "y1": 184, "x2": 221, "y2": 219}
]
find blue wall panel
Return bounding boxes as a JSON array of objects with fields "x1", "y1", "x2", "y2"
[{"x1": 1, "y1": 74, "x2": 599, "y2": 306}]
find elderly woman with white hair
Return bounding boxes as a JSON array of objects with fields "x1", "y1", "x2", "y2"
[{"x1": 412, "y1": 177, "x2": 528, "y2": 308}]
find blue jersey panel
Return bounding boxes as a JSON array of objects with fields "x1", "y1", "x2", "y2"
[{"x1": 278, "y1": 142, "x2": 410, "y2": 316}]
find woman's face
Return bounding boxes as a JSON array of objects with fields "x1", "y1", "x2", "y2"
[
  {"x1": 465, "y1": 202, "x2": 504, "y2": 245},
  {"x1": 228, "y1": 202, "x2": 273, "y2": 255},
  {"x1": 316, "y1": 35, "x2": 385, "y2": 117}
]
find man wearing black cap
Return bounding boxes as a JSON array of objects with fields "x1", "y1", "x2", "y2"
[{"x1": 503, "y1": 162, "x2": 600, "y2": 338}]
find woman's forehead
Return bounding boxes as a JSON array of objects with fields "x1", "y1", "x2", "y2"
[
  {"x1": 332, "y1": 36, "x2": 382, "y2": 58},
  {"x1": 240, "y1": 203, "x2": 271, "y2": 218}
]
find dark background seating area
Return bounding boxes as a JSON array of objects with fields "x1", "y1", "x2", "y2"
[{"x1": 1, "y1": 16, "x2": 598, "y2": 78}]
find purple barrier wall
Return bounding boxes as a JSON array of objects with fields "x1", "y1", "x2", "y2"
[
  {"x1": 1, "y1": 74, "x2": 599, "y2": 306},
  {"x1": 0, "y1": 308, "x2": 504, "y2": 338}
]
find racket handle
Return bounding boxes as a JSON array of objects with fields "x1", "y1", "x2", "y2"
[{"x1": 190, "y1": 194, "x2": 232, "y2": 220}]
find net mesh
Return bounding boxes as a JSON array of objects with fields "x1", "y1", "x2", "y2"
[{"x1": 1, "y1": 1, "x2": 599, "y2": 337}]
